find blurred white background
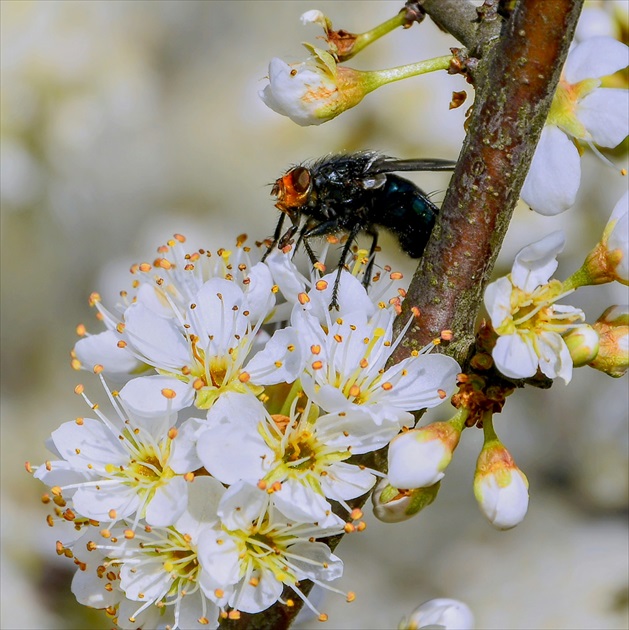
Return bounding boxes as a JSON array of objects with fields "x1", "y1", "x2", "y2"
[{"x1": 1, "y1": 2, "x2": 627, "y2": 629}]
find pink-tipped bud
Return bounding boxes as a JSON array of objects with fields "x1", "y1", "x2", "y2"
[
  {"x1": 589, "y1": 305, "x2": 629, "y2": 377},
  {"x1": 388, "y1": 421, "x2": 462, "y2": 489},
  {"x1": 474, "y1": 440, "x2": 529, "y2": 530}
]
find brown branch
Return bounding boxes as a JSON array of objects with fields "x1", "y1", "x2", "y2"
[
  {"x1": 392, "y1": 0, "x2": 585, "y2": 368},
  {"x1": 419, "y1": 0, "x2": 485, "y2": 49},
  {"x1": 219, "y1": 1, "x2": 584, "y2": 628}
]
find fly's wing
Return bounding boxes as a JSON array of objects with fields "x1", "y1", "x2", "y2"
[{"x1": 366, "y1": 157, "x2": 457, "y2": 175}]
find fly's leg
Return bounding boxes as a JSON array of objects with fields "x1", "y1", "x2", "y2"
[
  {"x1": 261, "y1": 213, "x2": 286, "y2": 262},
  {"x1": 363, "y1": 227, "x2": 379, "y2": 289},
  {"x1": 278, "y1": 222, "x2": 300, "y2": 250},
  {"x1": 328, "y1": 223, "x2": 362, "y2": 310},
  {"x1": 300, "y1": 218, "x2": 353, "y2": 309}
]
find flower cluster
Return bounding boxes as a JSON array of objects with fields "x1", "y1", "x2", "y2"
[{"x1": 31, "y1": 235, "x2": 460, "y2": 628}]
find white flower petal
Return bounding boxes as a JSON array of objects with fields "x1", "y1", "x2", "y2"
[
  {"x1": 563, "y1": 37, "x2": 629, "y2": 84},
  {"x1": 536, "y1": 332, "x2": 573, "y2": 384},
  {"x1": 246, "y1": 327, "x2": 303, "y2": 384},
  {"x1": 52, "y1": 418, "x2": 125, "y2": 469},
  {"x1": 521, "y1": 126, "x2": 581, "y2": 216},
  {"x1": 259, "y1": 57, "x2": 333, "y2": 126},
  {"x1": 492, "y1": 334, "x2": 539, "y2": 379},
  {"x1": 307, "y1": 271, "x2": 376, "y2": 322},
  {"x1": 120, "y1": 562, "x2": 170, "y2": 601},
  {"x1": 119, "y1": 375, "x2": 195, "y2": 416},
  {"x1": 287, "y1": 542, "x2": 343, "y2": 581},
  {"x1": 33, "y1": 460, "x2": 90, "y2": 492},
  {"x1": 512, "y1": 230, "x2": 565, "y2": 291},
  {"x1": 272, "y1": 478, "x2": 332, "y2": 523},
  {"x1": 217, "y1": 482, "x2": 268, "y2": 531},
  {"x1": 608, "y1": 192, "x2": 629, "y2": 282},
  {"x1": 381, "y1": 353, "x2": 460, "y2": 410},
  {"x1": 196, "y1": 417, "x2": 269, "y2": 485},
  {"x1": 484, "y1": 276, "x2": 514, "y2": 328},
  {"x1": 190, "y1": 279, "x2": 248, "y2": 354},
  {"x1": 71, "y1": 565, "x2": 117, "y2": 608},
  {"x1": 197, "y1": 526, "x2": 240, "y2": 589},
  {"x1": 265, "y1": 251, "x2": 308, "y2": 300},
  {"x1": 578, "y1": 88, "x2": 629, "y2": 147},
  {"x1": 144, "y1": 477, "x2": 188, "y2": 527},
  {"x1": 176, "y1": 590, "x2": 219, "y2": 630},
  {"x1": 315, "y1": 410, "x2": 401, "y2": 454},
  {"x1": 176, "y1": 476, "x2": 225, "y2": 536},
  {"x1": 123, "y1": 302, "x2": 190, "y2": 368},
  {"x1": 405, "y1": 598, "x2": 475, "y2": 630},
  {"x1": 74, "y1": 330, "x2": 143, "y2": 377},
  {"x1": 233, "y1": 568, "x2": 284, "y2": 613},
  {"x1": 319, "y1": 462, "x2": 376, "y2": 501},
  {"x1": 243, "y1": 262, "x2": 276, "y2": 322},
  {"x1": 72, "y1": 483, "x2": 139, "y2": 521},
  {"x1": 168, "y1": 417, "x2": 205, "y2": 474}
]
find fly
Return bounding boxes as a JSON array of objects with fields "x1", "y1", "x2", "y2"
[{"x1": 262, "y1": 151, "x2": 456, "y2": 308}]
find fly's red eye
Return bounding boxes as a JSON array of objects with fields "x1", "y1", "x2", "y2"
[{"x1": 290, "y1": 167, "x2": 311, "y2": 194}]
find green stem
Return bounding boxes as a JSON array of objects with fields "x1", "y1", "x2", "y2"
[
  {"x1": 347, "y1": 11, "x2": 409, "y2": 59},
  {"x1": 448, "y1": 406, "x2": 469, "y2": 433},
  {"x1": 481, "y1": 412, "x2": 499, "y2": 444},
  {"x1": 362, "y1": 55, "x2": 453, "y2": 92},
  {"x1": 562, "y1": 264, "x2": 595, "y2": 291}
]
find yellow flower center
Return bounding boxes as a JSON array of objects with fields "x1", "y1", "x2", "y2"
[{"x1": 547, "y1": 77, "x2": 600, "y2": 139}]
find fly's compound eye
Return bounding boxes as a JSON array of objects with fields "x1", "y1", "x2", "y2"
[
  {"x1": 289, "y1": 167, "x2": 311, "y2": 194},
  {"x1": 274, "y1": 166, "x2": 312, "y2": 212}
]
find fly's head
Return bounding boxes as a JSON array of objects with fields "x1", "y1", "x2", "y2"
[{"x1": 271, "y1": 166, "x2": 314, "y2": 223}]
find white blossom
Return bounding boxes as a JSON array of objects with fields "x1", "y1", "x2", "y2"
[
  {"x1": 89, "y1": 477, "x2": 223, "y2": 629},
  {"x1": 34, "y1": 379, "x2": 199, "y2": 529},
  {"x1": 293, "y1": 276, "x2": 460, "y2": 438},
  {"x1": 116, "y1": 276, "x2": 278, "y2": 415},
  {"x1": 197, "y1": 482, "x2": 346, "y2": 616},
  {"x1": 521, "y1": 37, "x2": 629, "y2": 215},
  {"x1": 485, "y1": 231, "x2": 587, "y2": 383},
  {"x1": 196, "y1": 392, "x2": 376, "y2": 524}
]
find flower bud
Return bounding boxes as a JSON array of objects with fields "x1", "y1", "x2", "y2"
[
  {"x1": 399, "y1": 598, "x2": 474, "y2": 630},
  {"x1": 563, "y1": 324, "x2": 600, "y2": 366},
  {"x1": 589, "y1": 305, "x2": 629, "y2": 377},
  {"x1": 581, "y1": 191, "x2": 629, "y2": 286},
  {"x1": 474, "y1": 438, "x2": 529, "y2": 530},
  {"x1": 372, "y1": 478, "x2": 440, "y2": 523},
  {"x1": 260, "y1": 44, "x2": 453, "y2": 126},
  {"x1": 259, "y1": 46, "x2": 372, "y2": 126},
  {"x1": 388, "y1": 420, "x2": 462, "y2": 489}
]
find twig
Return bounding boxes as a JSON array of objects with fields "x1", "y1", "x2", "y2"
[{"x1": 392, "y1": 0, "x2": 585, "y2": 369}]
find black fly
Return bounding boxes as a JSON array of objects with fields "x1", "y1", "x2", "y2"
[{"x1": 262, "y1": 151, "x2": 456, "y2": 308}]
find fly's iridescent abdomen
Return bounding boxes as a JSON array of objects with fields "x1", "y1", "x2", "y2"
[{"x1": 374, "y1": 173, "x2": 439, "y2": 258}]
